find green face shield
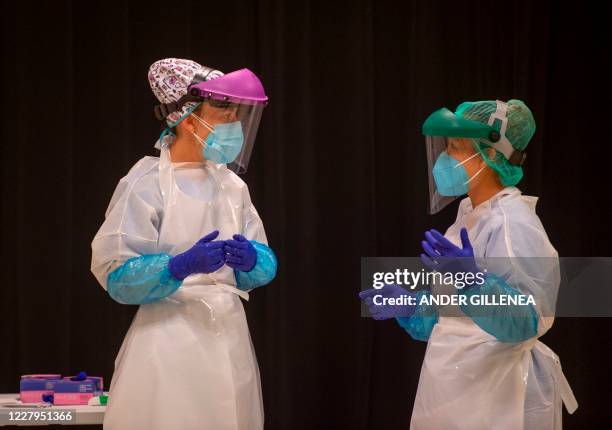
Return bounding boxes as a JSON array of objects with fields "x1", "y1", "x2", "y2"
[{"x1": 422, "y1": 101, "x2": 527, "y2": 214}]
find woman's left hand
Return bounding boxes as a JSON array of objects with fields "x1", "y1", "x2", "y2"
[
  {"x1": 420, "y1": 227, "x2": 479, "y2": 275},
  {"x1": 225, "y1": 234, "x2": 257, "y2": 272}
]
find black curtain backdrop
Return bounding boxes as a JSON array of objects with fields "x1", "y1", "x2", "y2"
[{"x1": 1, "y1": 1, "x2": 610, "y2": 429}]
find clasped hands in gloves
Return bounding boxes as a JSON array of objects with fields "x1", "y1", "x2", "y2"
[{"x1": 168, "y1": 230, "x2": 257, "y2": 281}]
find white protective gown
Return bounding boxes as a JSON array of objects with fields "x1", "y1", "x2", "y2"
[
  {"x1": 91, "y1": 144, "x2": 266, "y2": 430},
  {"x1": 411, "y1": 187, "x2": 577, "y2": 430}
]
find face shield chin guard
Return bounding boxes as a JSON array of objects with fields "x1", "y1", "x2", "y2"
[
  {"x1": 154, "y1": 68, "x2": 269, "y2": 174},
  {"x1": 422, "y1": 103, "x2": 526, "y2": 214}
]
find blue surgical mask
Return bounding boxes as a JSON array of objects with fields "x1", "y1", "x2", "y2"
[
  {"x1": 191, "y1": 114, "x2": 244, "y2": 164},
  {"x1": 432, "y1": 151, "x2": 485, "y2": 196}
]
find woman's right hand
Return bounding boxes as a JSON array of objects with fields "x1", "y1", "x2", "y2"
[
  {"x1": 168, "y1": 230, "x2": 226, "y2": 280},
  {"x1": 359, "y1": 284, "x2": 418, "y2": 320}
]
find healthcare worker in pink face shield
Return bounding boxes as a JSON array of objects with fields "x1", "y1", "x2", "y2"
[
  {"x1": 91, "y1": 58, "x2": 277, "y2": 430},
  {"x1": 361, "y1": 100, "x2": 578, "y2": 429}
]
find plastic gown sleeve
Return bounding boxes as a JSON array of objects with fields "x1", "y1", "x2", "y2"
[
  {"x1": 459, "y1": 273, "x2": 538, "y2": 342},
  {"x1": 396, "y1": 290, "x2": 439, "y2": 342},
  {"x1": 234, "y1": 183, "x2": 278, "y2": 291},
  {"x1": 107, "y1": 253, "x2": 182, "y2": 304},
  {"x1": 458, "y1": 217, "x2": 559, "y2": 342},
  {"x1": 90, "y1": 158, "x2": 180, "y2": 304}
]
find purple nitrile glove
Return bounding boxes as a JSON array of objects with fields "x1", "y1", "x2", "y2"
[
  {"x1": 420, "y1": 227, "x2": 480, "y2": 276},
  {"x1": 224, "y1": 234, "x2": 257, "y2": 272},
  {"x1": 168, "y1": 230, "x2": 226, "y2": 280},
  {"x1": 359, "y1": 284, "x2": 418, "y2": 320}
]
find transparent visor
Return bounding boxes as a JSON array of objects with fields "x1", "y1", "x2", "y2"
[
  {"x1": 426, "y1": 136, "x2": 483, "y2": 214},
  {"x1": 191, "y1": 99, "x2": 265, "y2": 174}
]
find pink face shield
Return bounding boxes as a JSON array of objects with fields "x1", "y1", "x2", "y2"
[{"x1": 154, "y1": 68, "x2": 269, "y2": 173}]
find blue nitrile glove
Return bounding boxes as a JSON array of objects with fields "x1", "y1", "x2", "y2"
[
  {"x1": 420, "y1": 227, "x2": 479, "y2": 276},
  {"x1": 358, "y1": 284, "x2": 418, "y2": 320},
  {"x1": 224, "y1": 234, "x2": 257, "y2": 272},
  {"x1": 168, "y1": 230, "x2": 226, "y2": 280}
]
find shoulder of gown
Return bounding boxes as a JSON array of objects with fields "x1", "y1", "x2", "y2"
[
  {"x1": 486, "y1": 191, "x2": 557, "y2": 258},
  {"x1": 105, "y1": 156, "x2": 162, "y2": 217}
]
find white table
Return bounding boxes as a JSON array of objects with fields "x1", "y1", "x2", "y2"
[{"x1": 0, "y1": 394, "x2": 105, "y2": 426}]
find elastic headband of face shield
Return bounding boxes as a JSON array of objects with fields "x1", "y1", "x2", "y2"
[
  {"x1": 153, "y1": 70, "x2": 217, "y2": 121},
  {"x1": 422, "y1": 101, "x2": 526, "y2": 166},
  {"x1": 153, "y1": 71, "x2": 269, "y2": 122}
]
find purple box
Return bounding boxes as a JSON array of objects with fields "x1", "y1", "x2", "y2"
[
  {"x1": 64, "y1": 375, "x2": 104, "y2": 392},
  {"x1": 19, "y1": 375, "x2": 62, "y2": 403},
  {"x1": 53, "y1": 378, "x2": 103, "y2": 405}
]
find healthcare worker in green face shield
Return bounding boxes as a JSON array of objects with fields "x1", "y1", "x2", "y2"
[
  {"x1": 363, "y1": 100, "x2": 577, "y2": 429},
  {"x1": 417, "y1": 100, "x2": 578, "y2": 429}
]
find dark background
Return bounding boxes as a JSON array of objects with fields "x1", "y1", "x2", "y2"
[{"x1": 1, "y1": 0, "x2": 610, "y2": 429}]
